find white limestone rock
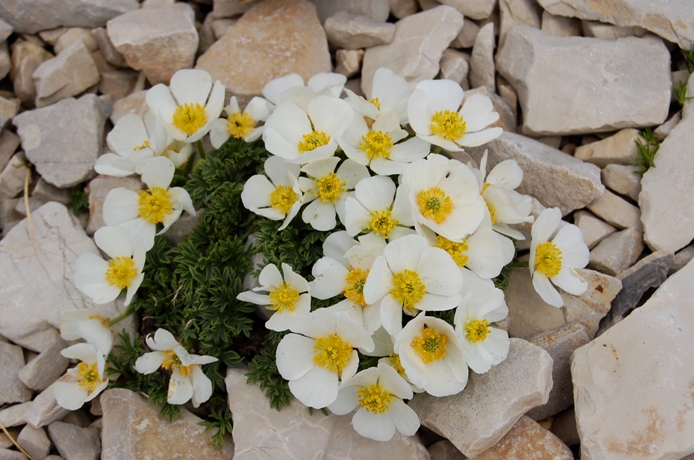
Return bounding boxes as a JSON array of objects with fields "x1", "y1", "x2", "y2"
[
  {"x1": 325, "y1": 11, "x2": 395, "y2": 49},
  {"x1": 92, "y1": 27, "x2": 128, "y2": 68},
  {"x1": 335, "y1": 49, "x2": 364, "y2": 79},
  {"x1": 9, "y1": 40, "x2": 53, "y2": 108},
  {"x1": 586, "y1": 190, "x2": 642, "y2": 231},
  {"x1": 438, "y1": 0, "x2": 496, "y2": 20},
  {"x1": 0, "y1": 341, "x2": 32, "y2": 405},
  {"x1": 582, "y1": 21, "x2": 645, "y2": 40},
  {"x1": 16, "y1": 425, "x2": 50, "y2": 460},
  {"x1": 469, "y1": 22, "x2": 495, "y2": 92},
  {"x1": 473, "y1": 416, "x2": 573, "y2": 460},
  {"x1": 0, "y1": 153, "x2": 28, "y2": 200},
  {"x1": 309, "y1": 0, "x2": 390, "y2": 23},
  {"x1": 499, "y1": 0, "x2": 541, "y2": 45},
  {"x1": 574, "y1": 128, "x2": 643, "y2": 168},
  {"x1": 18, "y1": 339, "x2": 69, "y2": 392},
  {"x1": 31, "y1": 179, "x2": 71, "y2": 206},
  {"x1": 389, "y1": 0, "x2": 418, "y2": 19},
  {"x1": 438, "y1": 48, "x2": 469, "y2": 89},
  {"x1": 601, "y1": 164, "x2": 641, "y2": 201},
  {"x1": 573, "y1": 210, "x2": 616, "y2": 249},
  {"x1": 589, "y1": 228, "x2": 644, "y2": 276},
  {"x1": 53, "y1": 27, "x2": 99, "y2": 54},
  {"x1": 24, "y1": 374, "x2": 71, "y2": 428},
  {"x1": 541, "y1": 11, "x2": 581, "y2": 37},
  {"x1": 0, "y1": 403, "x2": 32, "y2": 428},
  {"x1": 451, "y1": 17, "x2": 480, "y2": 48},
  {"x1": 47, "y1": 421, "x2": 100, "y2": 460}
]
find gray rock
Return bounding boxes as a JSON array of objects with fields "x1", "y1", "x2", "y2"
[
  {"x1": 601, "y1": 164, "x2": 641, "y2": 201},
  {"x1": 0, "y1": 19, "x2": 12, "y2": 43},
  {"x1": 24, "y1": 375, "x2": 71, "y2": 428},
  {"x1": 0, "y1": 97, "x2": 19, "y2": 132},
  {"x1": 14, "y1": 198, "x2": 46, "y2": 217},
  {"x1": 85, "y1": 176, "x2": 143, "y2": 235},
  {"x1": 0, "y1": 449, "x2": 28, "y2": 460},
  {"x1": 496, "y1": 75, "x2": 518, "y2": 120},
  {"x1": 109, "y1": 90, "x2": 147, "y2": 125},
  {"x1": 0, "y1": 199, "x2": 22, "y2": 235},
  {"x1": 671, "y1": 245, "x2": 694, "y2": 275},
  {"x1": 361, "y1": 6, "x2": 463, "y2": 98},
  {"x1": 653, "y1": 111, "x2": 680, "y2": 141},
  {"x1": 438, "y1": 0, "x2": 496, "y2": 20},
  {"x1": 581, "y1": 21, "x2": 645, "y2": 40},
  {"x1": 18, "y1": 339, "x2": 69, "y2": 392},
  {"x1": 408, "y1": 339, "x2": 553, "y2": 458},
  {"x1": 335, "y1": 49, "x2": 364, "y2": 79},
  {"x1": 9, "y1": 40, "x2": 53, "y2": 108},
  {"x1": 16, "y1": 425, "x2": 50, "y2": 460},
  {"x1": 0, "y1": 341, "x2": 32, "y2": 405},
  {"x1": 451, "y1": 17, "x2": 480, "y2": 48},
  {"x1": 389, "y1": 0, "x2": 418, "y2": 19},
  {"x1": 541, "y1": 11, "x2": 581, "y2": 37},
  {"x1": 574, "y1": 128, "x2": 643, "y2": 168},
  {"x1": 438, "y1": 49, "x2": 469, "y2": 89},
  {"x1": 324, "y1": 11, "x2": 395, "y2": 49},
  {"x1": 0, "y1": 153, "x2": 28, "y2": 200},
  {"x1": 550, "y1": 407, "x2": 579, "y2": 447},
  {"x1": 427, "y1": 440, "x2": 465, "y2": 460},
  {"x1": 573, "y1": 210, "x2": 616, "y2": 249},
  {"x1": 496, "y1": 27, "x2": 671, "y2": 136},
  {"x1": 53, "y1": 28, "x2": 99, "y2": 54},
  {"x1": 586, "y1": 190, "x2": 642, "y2": 231},
  {"x1": 463, "y1": 131, "x2": 604, "y2": 215},
  {"x1": 589, "y1": 228, "x2": 644, "y2": 276},
  {"x1": 499, "y1": 0, "x2": 541, "y2": 45},
  {"x1": 0, "y1": 403, "x2": 32, "y2": 428},
  {"x1": 47, "y1": 422, "x2": 100, "y2": 460},
  {"x1": 165, "y1": 210, "x2": 202, "y2": 245},
  {"x1": 308, "y1": 0, "x2": 390, "y2": 23},
  {"x1": 0, "y1": 42, "x2": 9, "y2": 81},
  {"x1": 469, "y1": 22, "x2": 495, "y2": 92},
  {"x1": 212, "y1": 0, "x2": 260, "y2": 19},
  {"x1": 92, "y1": 27, "x2": 128, "y2": 68},
  {"x1": 13, "y1": 95, "x2": 108, "y2": 189},
  {"x1": 0, "y1": 131, "x2": 20, "y2": 173},
  {"x1": 31, "y1": 179, "x2": 71, "y2": 206}
]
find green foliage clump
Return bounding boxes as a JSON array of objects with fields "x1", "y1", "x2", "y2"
[
  {"x1": 246, "y1": 332, "x2": 292, "y2": 410},
  {"x1": 683, "y1": 47, "x2": 694, "y2": 73},
  {"x1": 70, "y1": 185, "x2": 89, "y2": 215},
  {"x1": 674, "y1": 80, "x2": 692, "y2": 106},
  {"x1": 633, "y1": 128, "x2": 660, "y2": 176}
]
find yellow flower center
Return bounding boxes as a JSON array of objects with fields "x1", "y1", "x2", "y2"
[
  {"x1": 358, "y1": 382, "x2": 392, "y2": 414},
  {"x1": 534, "y1": 241, "x2": 563, "y2": 277},
  {"x1": 89, "y1": 314, "x2": 112, "y2": 329},
  {"x1": 315, "y1": 172, "x2": 346, "y2": 204},
  {"x1": 268, "y1": 282, "x2": 300, "y2": 313},
  {"x1": 436, "y1": 235, "x2": 469, "y2": 267},
  {"x1": 173, "y1": 102, "x2": 207, "y2": 136},
  {"x1": 411, "y1": 326, "x2": 448, "y2": 364},
  {"x1": 465, "y1": 319, "x2": 491, "y2": 343},
  {"x1": 344, "y1": 268, "x2": 369, "y2": 307},
  {"x1": 388, "y1": 354, "x2": 406, "y2": 377},
  {"x1": 430, "y1": 110, "x2": 466, "y2": 141},
  {"x1": 368, "y1": 208, "x2": 398, "y2": 237},
  {"x1": 298, "y1": 131, "x2": 331, "y2": 153},
  {"x1": 269, "y1": 185, "x2": 298, "y2": 215},
  {"x1": 105, "y1": 256, "x2": 137, "y2": 290},
  {"x1": 417, "y1": 187, "x2": 453, "y2": 223},
  {"x1": 391, "y1": 269, "x2": 426, "y2": 313},
  {"x1": 161, "y1": 350, "x2": 192, "y2": 377},
  {"x1": 226, "y1": 110, "x2": 255, "y2": 138},
  {"x1": 486, "y1": 201, "x2": 498, "y2": 224},
  {"x1": 313, "y1": 334, "x2": 352, "y2": 374},
  {"x1": 133, "y1": 139, "x2": 151, "y2": 151},
  {"x1": 138, "y1": 186, "x2": 174, "y2": 224},
  {"x1": 77, "y1": 362, "x2": 105, "y2": 393},
  {"x1": 369, "y1": 97, "x2": 381, "y2": 110},
  {"x1": 359, "y1": 130, "x2": 393, "y2": 160}
]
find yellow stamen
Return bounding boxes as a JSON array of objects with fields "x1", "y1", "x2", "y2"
[
  {"x1": 368, "y1": 208, "x2": 398, "y2": 237},
  {"x1": 369, "y1": 97, "x2": 381, "y2": 110},
  {"x1": 388, "y1": 354, "x2": 406, "y2": 377},
  {"x1": 89, "y1": 314, "x2": 112, "y2": 329},
  {"x1": 430, "y1": 110, "x2": 466, "y2": 141},
  {"x1": 173, "y1": 102, "x2": 207, "y2": 136},
  {"x1": 534, "y1": 241, "x2": 563, "y2": 277},
  {"x1": 105, "y1": 256, "x2": 137, "y2": 290},
  {"x1": 161, "y1": 349, "x2": 192, "y2": 376},
  {"x1": 313, "y1": 334, "x2": 352, "y2": 374},
  {"x1": 360, "y1": 130, "x2": 393, "y2": 160},
  {"x1": 268, "y1": 282, "x2": 300, "y2": 313},
  {"x1": 226, "y1": 110, "x2": 255, "y2": 138},
  {"x1": 138, "y1": 186, "x2": 174, "y2": 224},
  {"x1": 391, "y1": 269, "x2": 426, "y2": 313},
  {"x1": 436, "y1": 235, "x2": 469, "y2": 267},
  {"x1": 315, "y1": 172, "x2": 346, "y2": 204},
  {"x1": 344, "y1": 268, "x2": 369, "y2": 307},
  {"x1": 411, "y1": 326, "x2": 448, "y2": 364},
  {"x1": 465, "y1": 319, "x2": 491, "y2": 343},
  {"x1": 269, "y1": 184, "x2": 298, "y2": 215},
  {"x1": 358, "y1": 382, "x2": 392, "y2": 414},
  {"x1": 298, "y1": 131, "x2": 331, "y2": 153},
  {"x1": 76, "y1": 362, "x2": 105, "y2": 393},
  {"x1": 133, "y1": 140, "x2": 151, "y2": 151},
  {"x1": 417, "y1": 187, "x2": 453, "y2": 223},
  {"x1": 486, "y1": 201, "x2": 498, "y2": 224}
]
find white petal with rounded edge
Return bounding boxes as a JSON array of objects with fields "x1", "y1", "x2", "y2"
[
  {"x1": 94, "y1": 225, "x2": 132, "y2": 259},
  {"x1": 288, "y1": 364, "x2": 338, "y2": 408},
  {"x1": 170, "y1": 69, "x2": 212, "y2": 105},
  {"x1": 532, "y1": 271, "x2": 564, "y2": 307},
  {"x1": 328, "y1": 385, "x2": 359, "y2": 415},
  {"x1": 147, "y1": 328, "x2": 180, "y2": 351},
  {"x1": 139, "y1": 156, "x2": 175, "y2": 190},
  {"x1": 54, "y1": 381, "x2": 89, "y2": 410},
  {"x1": 390, "y1": 398, "x2": 420, "y2": 436},
  {"x1": 552, "y1": 224, "x2": 589, "y2": 269},
  {"x1": 552, "y1": 266, "x2": 588, "y2": 296},
  {"x1": 416, "y1": 79, "x2": 464, "y2": 114},
  {"x1": 191, "y1": 365, "x2": 213, "y2": 408},
  {"x1": 276, "y1": 334, "x2": 318, "y2": 381},
  {"x1": 167, "y1": 369, "x2": 194, "y2": 405},
  {"x1": 134, "y1": 351, "x2": 166, "y2": 374},
  {"x1": 353, "y1": 409, "x2": 396, "y2": 441},
  {"x1": 103, "y1": 188, "x2": 140, "y2": 225}
]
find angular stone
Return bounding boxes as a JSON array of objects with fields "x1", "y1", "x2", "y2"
[
  {"x1": 14, "y1": 198, "x2": 46, "y2": 217},
  {"x1": 101, "y1": 388, "x2": 234, "y2": 459},
  {"x1": 0, "y1": 153, "x2": 28, "y2": 200},
  {"x1": 0, "y1": 449, "x2": 28, "y2": 460},
  {"x1": 197, "y1": 0, "x2": 330, "y2": 106},
  {"x1": 211, "y1": 18, "x2": 237, "y2": 40},
  {"x1": 451, "y1": 17, "x2": 480, "y2": 48},
  {"x1": 9, "y1": 40, "x2": 53, "y2": 107},
  {"x1": 107, "y1": 4, "x2": 197, "y2": 86},
  {"x1": 496, "y1": 27, "x2": 671, "y2": 136},
  {"x1": 541, "y1": 11, "x2": 581, "y2": 36},
  {"x1": 31, "y1": 179, "x2": 71, "y2": 206},
  {"x1": 464, "y1": 131, "x2": 604, "y2": 215},
  {"x1": 212, "y1": 0, "x2": 259, "y2": 19},
  {"x1": 92, "y1": 27, "x2": 128, "y2": 68},
  {"x1": 85, "y1": 176, "x2": 143, "y2": 235},
  {"x1": 497, "y1": 75, "x2": 518, "y2": 119},
  {"x1": 335, "y1": 49, "x2": 364, "y2": 79},
  {"x1": 573, "y1": 210, "x2": 616, "y2": 249},
  {"x1": 479, "y1": 416, "x2": 574, "y2": 459},
  {"x1": 0, "y1": 428, "x2": 18, "y2": 449},
  {"x1": 0, "y1": 42, "x2": 9, "y2": 81},
  {"x1": 59, "y1": 409, "x2": 92, "y2": 428},
  {"x1": 653, "y1": 111, "x2": 680, "y2": 141},
  {"x1": 427, "y1": 440, "x2": 465, "y2": 460},
  {"x1": 109, "y1": 90, "x2": 147, "y2": 125},
  {"x1": 47, "y1": 422, "x2": 100, "y2": 460},
  {"x1": 589, "y1": 228, "x2": 644, "y2": 276},
  {"x1": 409, "y1": 339, "x2": 553, "y2": 458},
  {"x1": 0, "y1": 341, "x2": 32, "y2": 405},
  {"x1": 24, "y1": 375, "x2": 71, "y2": 428},
  {"x1": 0, "y1": 130, "x2": 20, "y2": 172},
  {"x1": 499, "y1": 0, "x2": 541, "y2": 45},
  {"x1": 325, "y1": 11, "x2": 395, "y2": 49},
  {"x1": 672, "y1": 246, "x2": 694, "y2": 275},
  {"x1": 536, "y1": 0, "x2": 694, "y2": 49},
  {"x1": 438, "y1": 0, "x2": 496, "y2": 20},
  {"x1": 587, "y1": 190, "x2": 642, "y2": 231},
  {"x1": 0, "y1": 403, "x2": 32, "y2": 428},
  {"x1": 601, "y1": 164, "x2": 641, "y2": 201},
  {"x1": 389, "y1": 0, "x2": 418, "y2": 19},
  {"x1": 574, "y1": 128, "x2": 643, "y2": 168},
  {"x1": 308, "y1": 0, "x2": 390, "y2": 23},
  {"x1": 573, "y1": 257, "x2": 694, "y2": 459},
  {"x1": 32, "y1": 39, "x2": 100, "y2": 108},
  {"x1": 18, "y1": 339, "x2": 69, "y2": 392},
  {"x1": 0, "y1": 97, "x2": 19, "y2": 132},
  {"x1": 0, "y1": 19, "x2": 12, "y2": 43},
  {"x1": 16, "y1": 425, "x2": 50, "y2": 460},
  {"x1": 582, "y1": 21, "x2": 645, "y2": 40},
  {"x1": 53, "y1": 28, "x2": 98, "y2": 54},
  {"x1": 1, "y1": 199, "x2": 22, "y2": 234},
  {"x1": 361, "y1": 6, "x2": 463, "y2": 97},
  {"x1": 98, "y1": 67, "x2": 140, "y2": 98},
  {"x1": 551, "y1": 407, "x2": 579, "y2": 447},
  {"x1": 527, "y1": 322, "x2": 589, "y2": 420},
  {"x1": 13, "y1": 95, "x2": 108, "y2": 189},
  {"x1": 469, "y1": 22, "x2": 495, "y2": 91},
  {"x1": 597, "y1": 250, "x2": 674, "y2": 335},
  {"x1": 438, "y1": 49, "x2": 469, "y2": 89}
]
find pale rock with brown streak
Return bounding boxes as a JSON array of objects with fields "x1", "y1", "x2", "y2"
[
  {"x1": 574, "y1": 128, "x2": 642, "y2": 168},
  {"x1": 107, "y1": 3, "x2": 198, "y2": 85},
  {"x1": 335, "y1": 49, "x2": 364, "y2": 79},
  {"x1": 325, "y1": 11, "x2": 395, "y2": 49},
  {"x1": 572, "y1": 257, "x2": 694, "y2": 460},
  {"x1": 18, "y1": 339, "x2": 69, "y2": 392},
  {"x1": 389, "y1": 0, "x2": 418, "y2": 19},
  {"x1": 474, "y1": 416, "x2": 573, "y2": 459},
  {"x1": 601, "y1": 164, "x2": 641, "y2": 201},
  {"x1": 86, "y1": 176, "x2": 143, "y2": 235},
  {"x1": 496, "y1": 27, "x2": 671, "y2": 136},
  {"x1": 541, "y1": 11, "x2": 581, "y2": 36},
  {"x1": 586, "y1": 189, "x2": 642, "y2": 231},
  {"x1": 573, "y1": 210, "x2": 616, "y2": 249},
  {"x1": 408, "y1": 339, "x2": 553, "y2": 458},
  {"x1": 0, "y1": 341, "x2": 32, "y2": 405},
  {"x1": 308, "y1": 0, "x2": 390, "y2": 23},
  {"x1": 581, "y1": 21, "x2": 645, "y2": 40},
  {"x1": 469, "y1": 22, "x2": 495, "y2": 91},
  {"x1": 361, "y1": 6, "x2": 463, "y2": 98},
  {"x1": 438, "y1": 49, "x2": 469, "y2": 89},
  {"x1": 47, "y1": 422, "x2": 100, "y2": 460},
  {"x1": 53, "y1": 27, "x2": 98, "y2": 54},
  {"x1": 16, "y1": 425, "x2": 50, "y2": 460},
  {"x1": 10, "y1": 40, "x2": 53, "y2": 107},
  {"x1": 438, "y1": 0, "x2": 496, "y2": 20},
  {"x1": 589, "y1": 228, "x2": 644, "y2": 276}
]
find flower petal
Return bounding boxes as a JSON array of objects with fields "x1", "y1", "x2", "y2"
[
  {"x1": 190, "y1": 365, "x2": 213, "y2": 408},
  {"x1": 532, "y1": 271, "x2": 564, "y2": 307},
  {"x1": 134, "y1": 351, "x2": 166, "y2": 374},
  {"x1": 167, "y1": 370, "x2": 194, "y2": 405},
  {"x1": 288, "y1": 364, "x2": 338, "y2": 408},
  {"x1": 139, "y1": 156, "x2": 175, "y2": 190},
  {"x1": 353, "y1": 409, "x2": 396, "y2": 441}
]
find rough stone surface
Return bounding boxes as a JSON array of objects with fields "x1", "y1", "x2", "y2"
[
  {"x1": 361, "y1": 6, "x2": 464, "y2": 98},
  {"x1": 109, "y1": 90, "x2": 147, "y2": 125},
  {"x1": 527, "y1": 322, "x2": 589, "y2": 420},
  {"x1": 464, "y1": 131, "x2": 604, "y2": 215},
  {"x1": 451, "y1": 17, "x2": 480, "y2": 48},
  {"x1": 0, "y1": 153, "x2": 27, "y2": 200},
  {"x1": 496, "y1": 27, "x2": 671, "y2": 136},
  {"x1": 93, "y1": 27, "x2": 128, "y2": 68},
  {"x1": 0, "y1": 18, "x2": 12, "y2": 43},
  {"x1": 13, "y1": 95, "x2": 108, "y2": 189},
  {"x1": 408, "y1": 339, "x2": 553, "y2": 458},
  {"x1": 469, "y1": 22, "x2": 495, "y2": 91},
  {"x1": 24, "y1": 375, "x2": 71, "y2": 428},
  {"x1": 536, "y1": 0, "x2": 694, "y2": 49},
  {"x1": 107, "y1": 4, "x2": 198, "y2": 85},
  {"x1": 0, "y1": 97, "x2": 19, "y2": 132},
  {"x1": 653, "y1": 111, "x2": 680, "y2": 141},
  {"x1": 212, "y1": 0, "x2": 259, "y2": 19},
  {"x1": 16, "y1": 425, "x2": 50, "y2": 460},
  {"x1": 324, "y1": 11, "x2": 395, "y2": 49},
  {"x1": 0, "y1": 403, "x2": 32, "y2": 428},
  {"x1": 0, "y1": 449, "x2": 28, "y2": 460},
  {"x1": 101, "y1": 388, "x2": 234, "y2": 459},
  {"x1": 474, "y1": 416, "x2": 573, "y2": 459},
  {"x1": 53, "y1": 27, "x2": 99, "y2": 54},
  {"x1": 438, "y1": 0, "x2": 496, "y2": 20},
  {"x1": 551, "y1": 407, "x2": 580, "y2": 447},
  {"x1": 574, "y1": 210, "x2": 616, "y2": 249},
  {"x1": 589, "y1": 228, "x2": 644, "y2": 276},
  {"x1": 0, "y1": 131, "x2": 20, "y2": 173},
  {"x1": 582, "y1": 21, "x2": 644, "y2": 40},
  {"x1": 85, "y1": 176, "x2": 143, "y2": 235},
  {"x1": 9, "y1": 40, "x2": 53, "y2": 107},
  {"x1": 427, "y1": 440, "x2": 465, "y2": 460},
  {"x1": 335, "y1": 49, "x2": 364, "y2": 78},
  {"x1": 602, "y1": 164, "x2": 641, "y2": 201},
  {"x1": 389, "y1": 0, "x2": 418, "y2": 19},
  {"x1": 499, "y1": 0, "x2": 542, "y2": 44},
  {"x1": 573, "y1": 257, "x2": 694, "y2": 460},
  {"x1": 31, "y1": 179, "x2": 71, "y2": 206},
  {"x1": 574, "y1": 128, "x2": 642, "y2": 168},
  {"x1": 587, "y1": 190, "x2": 642, "y2": 231},
  {"x1": 0, "y1": 42, "x2": 9, "y2": 81},
  {"x1": 541, "y1": 10, "x2": 581, "y2": 36},
  {"x1": 197, "y1": 0, "x2": 330, "y2": 106},
  {"x1": 308, "y1": 0, "x2": 390, "y2": 23},
  {"x1": 165, "y1": 211, "x2": 202, "y2": 245},
  {"x1": 47, "y1": 422, "x2": 100, "y2": 460},
  {"x1": 0, "y1": 0, "x2": 139, "y2": 35},
  {"x1": 438, "y1": 48, "x2": 469, "y2": 88},
  {"x1": 0, "y1": 341, "x2": 32, "y2": 405},
  {"x1": 18, "y1": 339, "x2": 69, "y2": 392},
  {"x1": 672, "y1": 246, "x2": 694, "y2": 275}
]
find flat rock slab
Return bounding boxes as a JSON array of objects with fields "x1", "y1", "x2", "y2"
[
  {"x1": 496, "y1": 26, "x2": 670, "y2": 136},
  {"x1": 47, "y1": 421, "x2": 101, "y2": 460},
  {"x1": 474, "y1": 416, "x2": 573, "y2": 459},
  {"x1": 408, "y1": 339, "x2": 553, "y2": 458},
  {"x1": 0, "y1": 341, "x2": 32, "y2": 405},
  {"x1": 536, "y1": 0, "x2": 694, "y2": 49},
  {"x1": 572, "y1": 257, "x2": 694, "y2": 460},
  {"x1": 101, "y1": 388, "x2": 234, "y2": 459},
  {"x1": 464, "y1": 131, "x2": 604, "y2": 215},
  {"x1": 13, "y1": 95, "x2": 108, "y2": 189}
]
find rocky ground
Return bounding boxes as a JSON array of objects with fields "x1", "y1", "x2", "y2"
[{"x1": 0, "y1": 0, "x2": 693, "y2": 459}]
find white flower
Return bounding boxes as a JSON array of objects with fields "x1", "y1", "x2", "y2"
[
  {"x1": 408, "y1": 79, "x2": 502, "y2": 151},
  {"x1": 328, "y1": 363, "x2": 419, "y2": 442},
  {"x1": 454, "y1": 287, "x2": 510, "y2": 374},
  {"x1": 74, "y1": 226, "x2": 145, "y2": 307},
  {"x1": 401, "y1": 154, "x2": 485, "y2": 242},
  {"x1": 54, "y1": 343, "x2": 109, "y2": 410},
  {"x1": 346, "y1": 67, "x2": 412, "y2": 124},
  {"x1": 262, "y1": 95, "x2": 354, "y2": 164},
  {"x1": 60, "y1": 310, "x2": 114, "y2": 356},
  {"x1": 236, "y1": 263, "x2": 310, "y2": 331},
  {"x1": 241, "y1": 156, "x2": 302, "y2": 230},
  {"x1": 146, "y1": 69, "x2": 225, "y2": 143},
  {"x1": 394, "y1": 313, "x2": 468, "y2": 397},
  {"x1": 276, "y1": 309, "x2": 374, "y2": 408},
  {"x1": 299, "y1": 157, "x2": 369, "y2": 231},
  {"x1": 363, "y1": 234, "x2": 463, "y2": 336},
  {"x1": 529, "y1": 208, "x2": 589, "y2": 307},
  {"x1": 262, "y1": 73, "x2": 305, "y2": 106},
  {"x1": 271, "y1": 73, "x2": 348, "y2": 111},
  {"x1": 209, "y1": 96, "x2": 272, "y2": 147},
  {"x1": 103, "y1": 156, "x2": 195, "y2": 251},
  {"x1": 134, "y1": 329, "x2": 218, "y2": 408}
]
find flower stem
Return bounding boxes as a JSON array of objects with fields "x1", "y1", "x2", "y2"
[
  {"x1": 433, "y1": 145, "x2": 442, "y2": 154},
  {"x1": 196, "y1": 139, "x2": 207, "y2": 160},
  {"x1": 110, "y1": 303, "x2": 138, "y2": 326},
  {"x1": 506, "y1": 260, "x2": 529, "y2": 268}
]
